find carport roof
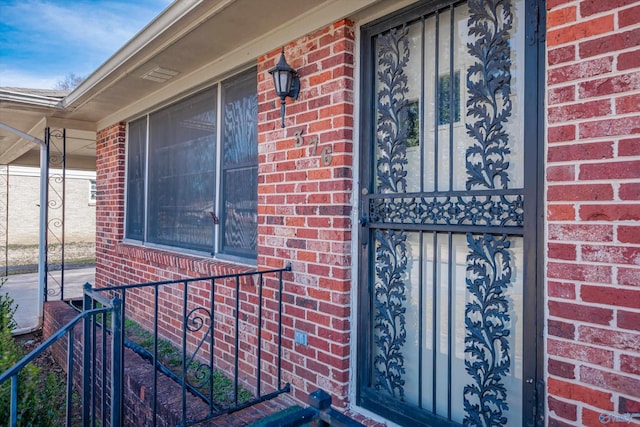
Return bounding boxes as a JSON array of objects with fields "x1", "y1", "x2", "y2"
[{"x1": 0, "y1": 87, "x2": 96, "y2": 169}]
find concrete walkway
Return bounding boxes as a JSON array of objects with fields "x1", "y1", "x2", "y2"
[{"x1": 2, "y1": 267, "x2": 95, "y2": 334}]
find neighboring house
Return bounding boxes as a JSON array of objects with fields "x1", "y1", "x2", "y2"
[
  {"x1": 0, "y1": 166, "x2": 96, "y2": 246},
  {"x1": 0, "y1": 87, "x2": 97, "y2": 273},
  {"x1": 1, "y1": 0, "x2": 639, "y2": 426}
]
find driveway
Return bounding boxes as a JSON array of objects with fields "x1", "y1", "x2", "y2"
[{"x1": 2, "y1": 267, "x2": 95, "y2": 334}]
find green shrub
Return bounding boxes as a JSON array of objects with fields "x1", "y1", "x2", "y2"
[
  {"x1": 123, "y1": 318, "x2": 253, "y2": 405},
  {"x1": 0, "y1": 277, "x2": 66, "y2": 426}
]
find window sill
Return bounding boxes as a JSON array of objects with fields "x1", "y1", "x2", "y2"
[{"x1": 114, "y1": 241, "x2": 257, "y2": 277}]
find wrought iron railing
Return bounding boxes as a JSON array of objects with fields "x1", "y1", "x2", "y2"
[
  {"x1": 44, "y1": 127, "x2": 68, "y2": 301},
  {"x1": 92, "y1": 264, "x2": 292, "y2": 426},
  {"x1": 0, "y1": 286, "x2": 123, "y2": 427}
]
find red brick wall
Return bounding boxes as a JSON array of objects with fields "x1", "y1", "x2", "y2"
[
  {"x1": 95, "y1": 123, "x2": 126, "y2": 287},
  {"x1": 95, "y1": 125, "x2": 277, "y2": 397},
  {"x1": 94, "y1": 19, "x2": 357, "y2": 409},
  {"x1": 256, "y1": 19, "x2": 355, "y2": 406},
  {"x1": 546, "y1": 1, "x2": 640, "y2": 425}
]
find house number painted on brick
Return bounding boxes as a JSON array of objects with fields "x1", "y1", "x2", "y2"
[{"x1": 293, "y1": 129, "x2": 332, "y2": 166}]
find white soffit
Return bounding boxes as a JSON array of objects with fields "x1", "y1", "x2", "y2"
[
  {"x1": 139, "y1": 66, "x2": 180, "y2": 83},
  {"x1": 62, "y1": 0, "x2": 384, "y2": 130}
]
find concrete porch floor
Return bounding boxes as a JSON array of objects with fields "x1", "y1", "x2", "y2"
[{"x1": 2, "y1": 266, "x2": 95, "y2": 334}]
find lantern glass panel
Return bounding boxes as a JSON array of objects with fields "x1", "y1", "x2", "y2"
[{"x1": 273, "y1": 71, "x2": 291, "y2": 97}]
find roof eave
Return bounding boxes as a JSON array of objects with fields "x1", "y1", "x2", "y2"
[
  {"x1": 62, "y1": 0, "x2": 208, "y2": 110},
  {"x1": 0, "y1": 88, "x2": 65, "y2": 109}
]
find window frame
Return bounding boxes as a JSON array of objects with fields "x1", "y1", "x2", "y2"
[
  {"x1": 123, "y1": 67, "x2": 258, "y2": 263},
  {"x1": 219, "y1": 70, "x2": 259, "y2": 259},
  {"x1": 124, "y1": 115, "x2": 149, "y2": 243},
  {"x1": 89, "y1": 179, "x2": 97, "y2": 204}
]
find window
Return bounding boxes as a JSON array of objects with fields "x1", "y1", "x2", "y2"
[
  {"x1": 89, "y1": 180, "x2": 97, "y2": 203},
  {"x1": 220, "y1": 71, "x2": 258, "y2": 258},
  {"x1": 437, "y1": 71, "x2": 460, "y2": 125},
  {"x1": 125, "y1": 68, "x2": 258, "y2": 259}
]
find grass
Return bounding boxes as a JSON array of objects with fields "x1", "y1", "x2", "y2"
[
  {"x1": 121, "y1": 318, "x2": 253, "y2": 407},
  {"x1": 2, "y1": 242, "x2": 96, "y2": 275},
  {"x1": 4, "y1": 257, "x2": 96, "y2": 276}
]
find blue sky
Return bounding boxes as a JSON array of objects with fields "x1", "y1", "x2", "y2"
[{"x1": 0, "y1": 0, "x2": 172, "y2": 88}]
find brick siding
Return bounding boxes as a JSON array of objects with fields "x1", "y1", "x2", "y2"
[
  {"x1": 87, "y1": 3, "x2": 640, "y2": 424},
  {"x1": 94, "y1": 19, "x2": 357, "y2": 413},
  {"x1": 256, "y1": 19, "x2": 356, "y2": 407},
  {"x1": 95, "y1": 123, "x2": 281, "y2": 399},
  {"x1": 545, "y1": 1, "x2": 640, "y2": 425}
]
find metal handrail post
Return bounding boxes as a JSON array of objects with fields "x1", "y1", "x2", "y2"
[
  {"x1": 82, "y1": 283, "x2": 92, "y2": 424},
  {"x1": 42, "y1": 132, "x2": 49, "y2": 305},
  {"x1": 67, "y1": 330, "x2": 75, "y2": 427},
  {"x1": 10, "y1": 376, "x2": 17, "y2": 427},
  {"x1": 110, "y1": 297, "x2": 123, "y2": 426}
]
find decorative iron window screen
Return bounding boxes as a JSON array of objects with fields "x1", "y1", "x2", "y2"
[{"x1": 124, "y1": 68, "x2": 258, "y2": 259}]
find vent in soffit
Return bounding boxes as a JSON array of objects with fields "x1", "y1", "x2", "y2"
[{"x1": 140, "y1": 66, "x2": 180, "y2": 83}]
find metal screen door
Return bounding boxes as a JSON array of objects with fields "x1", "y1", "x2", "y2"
[{"x1": 357, "y1": 0, "x2": 543, "y2": 425}]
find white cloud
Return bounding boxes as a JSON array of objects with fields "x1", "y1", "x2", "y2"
[
  {"x1": 0, "y1": 67, "x2": 59, "y2": 89},
  {"x1": 32, "y1": 3, "x2": 145, "y2": 51},
  {"x1": 0, "y1": 0, "x2": 172, "y2": 88},
  {"x1": 5, "y1": 0, "x2": 162, "y2": 55}
]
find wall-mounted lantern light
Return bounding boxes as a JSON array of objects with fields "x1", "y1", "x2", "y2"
[{"x1": 269, "y1": 48, "x2": 300, "y2": 128}]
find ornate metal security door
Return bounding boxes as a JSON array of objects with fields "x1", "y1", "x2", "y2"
[{"x1": 357, "y1": 0, "x2": 543, "y2": 426}]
